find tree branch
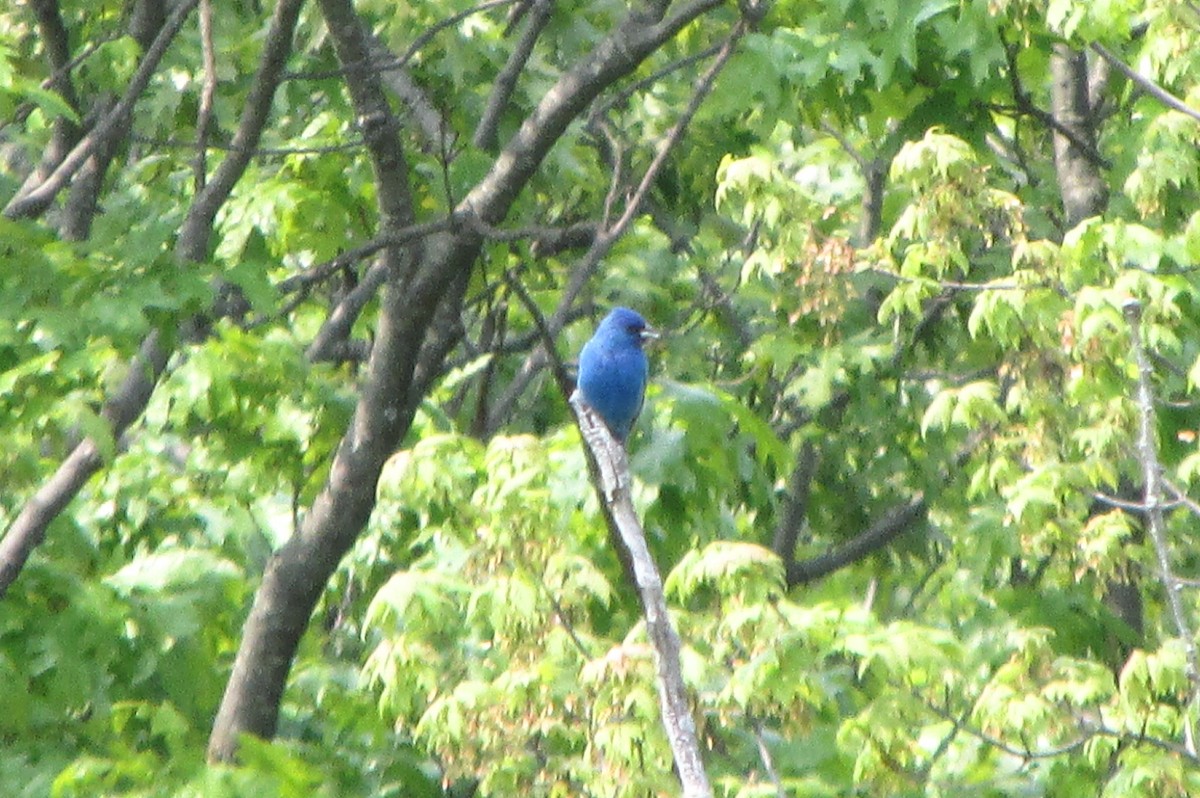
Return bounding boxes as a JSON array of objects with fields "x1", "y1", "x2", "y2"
[
  {"x1": 785, "y1": 495, "x2": 927, "y2": 587},
  {"x1": 473, "y1": 0, "x2": 553, "y2": 151},
  {"x1": 271, "y1": 218, "x2": 455, "y2": 298},
  {"x1": 286, "y1": 0, "x2": 515, "y2": 82},
  {"x1": 58, "y1": 97, "x2": 120, "y2": 241},
  {"x1": 0, "y1": 333, "x2": 169, "y2": 597},
  {"x1": 178, "y1": 0, "x2": 307, "y2": 260},
  {"x1": 369, "y1": 37, "x2": 445, "y2": 152},
  {"x1": 771, "y1": 441, "x2": 817, "y2": 566},
  {"x1": 194, "y1": 0, "x2": 218, "y2": 191},
  {"x1": 570, "y1": 392, "x2": 712, "y2": 798},
  {"x1": 751, "y1": 718, "x2": 786, "y2": 798},
  {"x1": 304, "y1": 259, "x2": 389, "y2": 362},
  {"x1": 1048, "y1": 44, "x2": 1109, "y2": 226},
  {"x1": 1122, "y1": 298, "x2": 1200, "y2": 756},
  {"x1": 995, "y1": 36, "x2": 1111, "y2": 176},
  {"x1": 18, "y1": 0, "x2": 82, "y2": 197},
  {"x1": 4, "y1": 0, "x2": 201, "y2": 220},
  {"x1": 1091, "y1": 42, "x2": 1200, "y2": 125}
]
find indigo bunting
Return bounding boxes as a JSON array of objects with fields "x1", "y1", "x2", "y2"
[{"x1": 577, "y1": 307, "x2": 658, "y2": 442}]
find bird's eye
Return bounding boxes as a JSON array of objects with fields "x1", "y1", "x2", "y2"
[{"x1": 627, "y1": 324, "x2": 642, "y2": 335}]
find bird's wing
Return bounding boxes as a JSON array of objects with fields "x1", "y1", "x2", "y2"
[{"x1": 633, "y1": 352, "x2": 648, "y2": 424}]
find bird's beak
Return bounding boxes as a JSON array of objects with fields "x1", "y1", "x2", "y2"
[{"x1": 640, "y1": 326, "x2": 660, "y2": 345}]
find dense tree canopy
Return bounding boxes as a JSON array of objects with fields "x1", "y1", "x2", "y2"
[{"x1": 4, "y1": 0, "x2": 1200, "y2": 795}]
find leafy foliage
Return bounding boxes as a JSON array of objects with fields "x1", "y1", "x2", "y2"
[{"x1": 4, "y1": 0, "x2": 1200, "y2": 796}]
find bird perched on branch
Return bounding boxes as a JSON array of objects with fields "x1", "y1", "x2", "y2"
[{"x1": 577, "y1": 307, "x2": 658, "y2": 443}]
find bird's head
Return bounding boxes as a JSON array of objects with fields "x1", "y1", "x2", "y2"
[{"x1": 602, "y1": 306, "x2": 659, "y2": 349}]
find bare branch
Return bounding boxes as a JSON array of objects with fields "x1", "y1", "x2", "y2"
[
  {"x1": 0, "y1": 333, "x2": 170, "y2": 597},
  {"x1": 592, "y1": 117, "x2": 626, "y2": 228},
  {"x1": 600, "y1": 17, "x2": 742, "y2": 242},
  {"x1": 785, "y1": 495, "x2": 927, "y2": 587},
  {"x1": 1165, "y1": 480, "x2": 1200, "y2": 522},
  {"x1": 17, "y1": 0, "x2": 82, "y2": 193},
  {"x1": 1123, "y1": 298, "x2": 1200, "y2": 756},
  {"x1": 257, "y1": 213, "x2": 584, "y2": 329},
  {"x1": 995, "y1": 36, "x2": 1111, "y2": 175},
  {"x1": 570, "y1": 392, "x2": 712, "y2": 798},
  {"x1": 208, "y1": 0, "x2": 420, "y2": 761},
  {"x1": 474, "y1": 0, "x2": 553, "y2": 151},
  {"x1": 134, "y1": 133, "x2": 367, "y2": 157},
  {"x1": 194, "y1": 0, "x2": 218, "y2": 192},
  {"x1": 867, "y1": 266, "x2": 1052, "y2": 292},
  {"x1": 504, "y1": 268, "x2": 575, "y2": 400},
  {"x1": 590, "y1": 40, "x2": 726, "y2": 122},
  {"x1": 0, "y1": 32, "x2": 120, "y2": 139},
  {"x1": 59, "y1": 97, "x2": 120, "y2": 240},
  {"x1": 921, "y1": 699, "x2": 1092, "y2": 761},
  {"x1": 271, "y1": 217, "x2": 456, "y2": 297},
  {"x1": 368, "y1": 37, "x2": 444, "y2": 151},
  {"x1": 1048, "y1": 44, "x2": 1109, "y2": 225},
  {"x1": 820, "y1": 119, "x2": 868, "y2": 170},
  {"x1": 129, "y1": 0, "x2": 167, "y2": 49},
  {"x1": 1092, "y1": 491, "x2": 1157, "y2": 512},
  {"x1": 178, "y1": 0, "x2": 307, "y2": 260},
  {"x1": 922, "y1": 694, "x2": 1200, "y2": 766},
  {"x1": 305, "y1": 259, "x2": 389, "y2": 362},
  {"x1": 751, "y1": 719, "x2": 786, "y2": 798},
  {"x1": 286, "y1": 0, "x2": 516, "y2": 82},
  {"x1": 1092, "y1": 42, "x2": 1200, "y2": 125}
]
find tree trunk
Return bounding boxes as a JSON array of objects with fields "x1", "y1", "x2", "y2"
[{"x1": 1049, "y1": 44, "x2": 1108, "y2": 227}]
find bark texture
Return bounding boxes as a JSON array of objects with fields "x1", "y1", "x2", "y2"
[{"x1": 1049, "y1": 44, "x2": 1108, "y2": 227}]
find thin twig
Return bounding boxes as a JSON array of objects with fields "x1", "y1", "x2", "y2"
[
  {"x1": 1165, "y1": 480, "x2": 1200, "y2": 521},
  {"x1": 272, "y1": 217, "x2": 455, "y2": 297},
  {"x1": 305, "y1": 259, "x2": 389, "y2": 362},
  {"x1": 786, "y1": 495, "x2": 926, "y2": 587},
  {"x1": 923, "y1": 699, "x2": 1092, "y2": 760},
  {"x1": 925, "y1": 693, "x2": 1200, "y2": 765},
  {"x1": 867, "y1": 267, "x2": 1044, "y2": 292},
  {"x1": 751, "y1": 719, "x2": 786, "y2": 798},
  {"x1": 604, "y1": 21, "x2": 745, "y2": 243},
  {"x1": 503, "y1": 268, "x2": 574, "y2": 398},
  {"x1": 995, "y1": 35, "x2": 1112, "y2": 170},
  {"x1": 1092, "y1": 491, "x2": 1152, "y2": 512},
  {"x1": 0, "y1": 30, "x2": 117, "y2": 135},
  {"x1": 132, "y1": 134, "x2": 367, "y2": 156},
  {"x1": 820, "y1": 119, "x2": 869, "y2": 170},
  {"x1": 589, "y1": 41, "x2": 725, "y2": 122},
  {"x1": 482, "y1": 19, "x2": 744, "y2": 434}
]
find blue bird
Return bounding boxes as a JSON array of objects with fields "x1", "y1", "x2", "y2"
[{"x1": 577, "y1": 307, "x2": 658, "y2": 443}]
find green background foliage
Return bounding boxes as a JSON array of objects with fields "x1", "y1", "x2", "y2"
[{"x1": 4, "y1": 0, "x2": 1200, "y2": 795}]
